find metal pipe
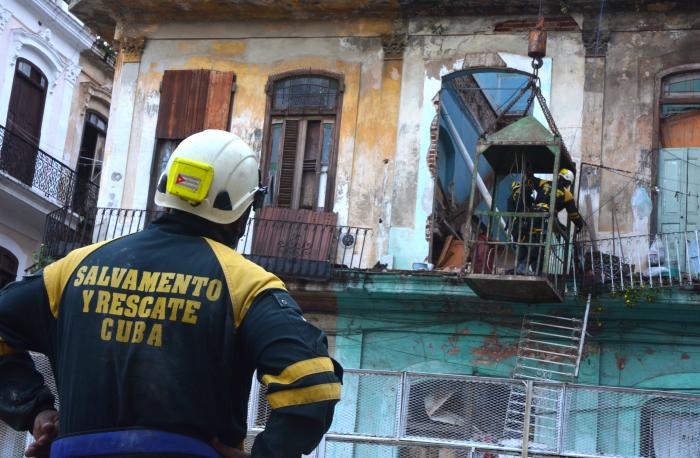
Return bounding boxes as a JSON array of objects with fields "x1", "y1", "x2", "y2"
[
  {"x1": 676, "y1": 238, "x2": 682, "y2": 284},
  {"x1": 574, "y1": 294, "x2": 591, "y2": 378},
  {"x1": 608, "y1": 246, "x2": 614, "y2": 292},
  {"x1": 664, "y1": 234, "x2": 672, "y2": 285},
  {"x1": 440, "y1": 105, "x2": 494, "y2": 209},
  {"x1": 686, "y1": 233, "x2": 693, "y2": 286},
  {"x1": 521, "y1": 380, "x2": 533, "y2": 458}
]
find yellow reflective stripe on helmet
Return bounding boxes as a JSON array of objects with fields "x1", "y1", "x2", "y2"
[
  {"x1": 204, "y1": 238, "x2": 286, "y2": 327},
  {"x1": 267, "y1": 383, "x2": 341, "y2": 409},
  {"x1": 43, "y1": 239, "x2": 115, "y2": 318},
  {"x1": 262, "y1": 357, "x2": 334, "y2": 386}
]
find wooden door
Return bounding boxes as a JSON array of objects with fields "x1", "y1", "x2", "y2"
[
  {"x1": 3, "y1": 60, "x2": 47, "y2": 186},
  {"x1": 658, "y1": 148, "x2": 687, "y2": 234}
]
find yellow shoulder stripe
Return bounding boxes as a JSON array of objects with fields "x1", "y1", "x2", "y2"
[
  {"x1": 204, "y1": 238, "x2": 286, "y2": 327},
  {"x1": 267, "y1": 383, "x2": 341, "y2": 409},
  {"x1": 564, "y1": 188, "x2": 574, "y2": 202},
  {"x1": 262, "y1": 357, "x2": 334, "y2": 386},
  {"x1": 43, "y1": 239, "x2": 113, "y2": 318}
]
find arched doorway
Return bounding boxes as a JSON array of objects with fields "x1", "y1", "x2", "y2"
[{"x1": 0, "y1": 247, "x2": 19, "y2": 288}]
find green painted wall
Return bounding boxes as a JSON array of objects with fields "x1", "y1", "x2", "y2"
[{"x1": 313, "y1": 272, "x2": 700, "y2": 456}]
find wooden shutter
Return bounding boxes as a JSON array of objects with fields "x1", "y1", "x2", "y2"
[
  {"x1": 277, "y1": 120, "x2": 299, "y2": 208},
  {"x1": 156, "y1": 70, "x2": 235, "y2": 139},
  {"x1": 660, "y1": 110, "x2": 700, "y2": 148}
]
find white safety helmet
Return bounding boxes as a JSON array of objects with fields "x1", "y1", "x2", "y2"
[
  {"x1": 558, "y1": 168, "x2": 575, "y2": 185},
  {"x1": 154, "y1": 129, "x2": 265, "y2": 225}
]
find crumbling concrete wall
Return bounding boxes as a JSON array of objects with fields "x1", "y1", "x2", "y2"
[
  {"x1": 100, "y1": 14, "x2": 587, "y2": 270},
  {"x1": 389, "y1": 17, "x2": 585, "y2": 268},
  {"x1": 580, "y1": 12, "x2": 700, "y2": 237},
  {"x1": 99, "y1": 18, "x2": 401, "y2": 268}
]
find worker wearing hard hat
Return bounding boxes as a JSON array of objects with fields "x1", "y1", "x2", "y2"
[
  {"x1": 0, "y1": 130, "x2": 342, "y2": 458},
  {"x1": 515, "y1": 169, "x2": 584, "y2": 275},
  {"x1": 533, "y1": 168, "x2": 585, "y2": 232}
]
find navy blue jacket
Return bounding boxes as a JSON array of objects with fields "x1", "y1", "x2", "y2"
[{"x1": 0, "y1": 212, "x2": 342, "y2": 457}]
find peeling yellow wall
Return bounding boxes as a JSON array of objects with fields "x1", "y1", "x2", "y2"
[{"x1": 110, "y1": 19, "x2": 401, "y2": 267}]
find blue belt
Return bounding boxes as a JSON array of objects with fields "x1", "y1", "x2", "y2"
[{"x1": 50, "y1": 429, "x2": 221, "y2": 457}]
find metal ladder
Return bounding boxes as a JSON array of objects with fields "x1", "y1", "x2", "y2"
[{"x1": 503, "y1": 295, "x2": 591, "y2": 448}]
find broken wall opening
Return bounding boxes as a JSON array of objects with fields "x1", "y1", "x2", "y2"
[{"x1": 430, "y1": 67, "x2": 544, "y2": 270}]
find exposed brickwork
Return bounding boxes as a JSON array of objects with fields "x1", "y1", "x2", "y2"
[
  {"x1": 494, "y1": 16, "x2": 580, "y2": 32},
  {"x1": 427, "y1": 112, "x2": 439, "y2": 178}
]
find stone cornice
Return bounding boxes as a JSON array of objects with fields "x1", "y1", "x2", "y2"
[{"x1": 115, "y1": 36, "x2": 145, "y2": 63}]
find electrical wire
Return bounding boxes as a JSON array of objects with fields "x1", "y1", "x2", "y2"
[{"x1": 581, "y1": 161, "x2": 700, "y2": 199}]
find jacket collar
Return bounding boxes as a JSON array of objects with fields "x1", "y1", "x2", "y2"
[{"x1": 148, "y1": 210, "x2": 237, "y2": 246}]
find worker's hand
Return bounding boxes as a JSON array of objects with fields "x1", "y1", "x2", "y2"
[
  {"x1": 25, "y1": 409, "x2": 58, "y2": 458},
  {"x1": 211, "y1": 437, "x2": 251, "y2": 457}
]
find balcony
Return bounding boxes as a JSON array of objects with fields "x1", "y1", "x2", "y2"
[
  {"x1": 0, "y1": 124, "x2": 98, "y2": 214},
  {"x1": 43, "y1": 207, "x2": 371, "y2": 280},
  {"x1": 569, "y1": 230, "x2": 700, "y2": 296}
]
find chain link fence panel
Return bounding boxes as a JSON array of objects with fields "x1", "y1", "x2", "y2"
[
  {"x1": 4, "y1": 367, "x2": 700, "y2": 458},
  {"x1": 562, "y1": 384, "x2": 700, "y2": 458}
]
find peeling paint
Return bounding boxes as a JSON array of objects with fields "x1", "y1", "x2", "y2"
[{"x1": 471, "y1": 332, "x2": 518, "y2": 365}]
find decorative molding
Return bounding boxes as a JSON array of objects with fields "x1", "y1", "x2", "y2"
[
  {"x1": 39, "y1": 26, "x2": 52, "y2": 44},
  {"x1": 381, "y1": 32, "x2": 407, "y2": 61},
  {"x1": 0, "y1": 7, "x2": 11, "y2": 34},
  {"x1": 63, "y1": 62, "x2": 81, "y2": 85},
  {"x1": 79, "y1": 81, "x2": 112, "y2": 116},
  {"x1": 116, "y1": 36, "x2": 145, "y2": 63},
  {"x1": 9, "y1": 27, "x2": 66, "y2": 93}
]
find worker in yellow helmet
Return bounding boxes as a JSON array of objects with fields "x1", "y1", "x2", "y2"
[
  {"x1": 516, "y1": 169, "x2": 584, "y2": 275},
  {"x1": 533, "y1": 168, "x2": 584, "y2": 232},
  {"x1": 0, "y1": 130, "x2": 342, "y2": 458}
]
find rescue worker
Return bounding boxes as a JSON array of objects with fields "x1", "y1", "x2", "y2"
[
  {"x1": 508, "y1": 175, "x2": 535, "y2": 275},
  {"x1": 517, "y1": 168, "x2": 584, "y2": 274},
  {"x1": 0, "y1": 130, "x2": 342, "y2": 458},
  {"x1": 533, "y1": 168, "x2": 584, "y2": 233}
]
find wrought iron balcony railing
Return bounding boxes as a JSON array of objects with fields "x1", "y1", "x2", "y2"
[
  {"x1": 43, "y1": 207, "x2": 371, "y2": 280},
  {"x1": 0, "y1": 124, "x2": 98, "y2": 213},
  {"x1": 569, "y1": 229, "x2": 700, "y2": 295}
]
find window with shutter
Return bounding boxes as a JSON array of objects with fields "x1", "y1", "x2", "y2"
[
  {"x1": 254, "y1": 72, "x2": 343, "y2": 272},
  {"x1": 263, "y1": 72, "x2": 342, "y2": 212}
]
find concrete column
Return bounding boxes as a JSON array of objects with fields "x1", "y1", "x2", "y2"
[
  {"x1": 97, "y1": 38, "x2": 144, "y2": 209},
  {"x1": 55, "y1": 63, "x2": 80, "y2": 163}
]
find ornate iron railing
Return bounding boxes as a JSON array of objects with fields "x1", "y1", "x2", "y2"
[
  {"x1": 568, "y1": 229, "x2": 700, "y2": 296},
  {"x1": 0, "y1": 124, "x2": 97, "y2": 212},
  {"x1": 43, "y1": 207, "x2": 371, "y2": 280}
]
